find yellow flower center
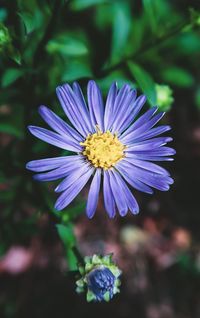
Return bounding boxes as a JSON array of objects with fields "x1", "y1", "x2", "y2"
[{"x1": 80, "y1": 130, "x2": 125, "y2": 169}]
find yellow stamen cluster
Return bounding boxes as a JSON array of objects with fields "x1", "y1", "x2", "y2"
[{"x1": 80, "y1": 130, "x2": 125, "y2": 169}]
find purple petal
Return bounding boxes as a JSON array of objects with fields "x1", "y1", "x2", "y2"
[
  {"x1": 28, "y1": 126, "x2": 82, "y2": 152},
  {"x1": 119, "y1": 160, "x2": 173, "y2": 191},
  {"x1": 131, "y1": 125, "x2": 171, "y2": 143},
  {"x1": 114, "y1": 171, "x2": 139, "y2": 215},
  {"x1": 116, "y1": 162, "x2": 153, "y2": 194},
  {"x1": 104, "y1": 82, "x2": 117, "y2": 131},
  {"x1": 33, "y1": 161, "x2": 82, "y2": 181},
  {"x1": 72, "y1": 82, "x2": 94, "y2": 134},
  {"x1": 121, "y1": 111, "x2": 165, "y2": 144},
  {"x1": 109, "y1": 170, "x2": 128, "y2": 216},
  {"x1": 87, "y1": 81, "x2": 104, "y2": 131},
  {"x1": 117, "y1": 95, "x2": 146, "y2": 134},
  {"x1": 86, "y1": 169, "x2": 101, "y2": 218},
  {"x1": 108, "y1": 84, "x2": 131, "y2": 130},
  {"x1": 103, "y1": 170, "x2": 116, "y2": 218},
  {"x1": 55, "y1": 162, "x2": 91, "y2": 193},
  {"x1": 64, "y1": 83, "x2": 93, "y2": 133},
  {"x1": 124, "y1": 157, "x2": 170, "y2": 176},
  {"x1": 56, "y1": 85, "x2": 87, "y2": 137},
  {"x1": 121, "y1": 107, "x2": 157, "y2": 139},
  {"x1": 54, "y1": 168, "x2": 94, "y2": 211},
  {"x1": 38, "y1": 105, "x2": 82, "y2": 142},
  {"x1": 26, "y1": 155, "x2": 82, "y2": 172},
  {"x1": 127, "y1": 147, "x2": 176, "y2": 157},
  {"x1": 111, "y1": 89, "x2": 137, "y2": 133},
  {"x1": 126, "y1": 137, "x2": 173, "y2": 151},
  {"x1": 127, "y1": 153, "x2": 174, "y2": 161}
]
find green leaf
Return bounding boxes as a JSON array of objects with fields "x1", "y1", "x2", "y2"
[
  {"x1": 61, "y1": 59, "x2": 92, "y2": 81},
  {"x1": 125, "y1": 17, "x2": 145, "y2": 56},
  {"x1": 127, "y1": 62, "x2": 156, "y2": 105},
  {"x1": 195, "y1": 87, "x2": 200, "y2": 109},
  {"x1": 2, "y1": 68, "x2": 24, "y2": 87},
  {"x1": 0, "y1": 8, "x2": 7, "y2": 22},
  {"x1": 70, "y1": 0, "x2": 109, "y2": 11},
  {"x1": 86, "y1": 290, "x2": 95, "y2": 302},
  {"x1": 17, "y1": 0, "x2": 38, "y2": 12},
  {"x1": 0, "y1": 123, "x2": 23, "y2": 138},
  {"x1": 0, "y1": 104, "x2": 24, "y2": 138},
  {"x1": 18, "y1": 12, "x2": 37, "y2": 34},
  {"x1": 46, "y1": 33, "x2": 88, "y2": 57},
  {"x1": 8, "y1": 47, "x2": 22, "y2": 65},
  {"x1": 0, "y1": 22, "x2": 11, "y2": 50},
  {"x1": 161, "y1": 67, "x2": 194, "y2": 87},
  {"x1": 95, "y1": 3, "x2": 114, "y2": 31},
  {"x1": 110, "y1": 2, "x2": 131, "y2": 64},
  {"x1": 177, "y1": 33, "x2": 200, "y2": 55},
  {"x1": 142, "y1": 0, "x2": 157, "y2": 33}
]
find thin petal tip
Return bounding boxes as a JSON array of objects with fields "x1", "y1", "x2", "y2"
[
  {"x1": 25, "y1": 162, "x2": 32, "y2": 170},
  {"x1": 131, "y1": 208, "x2": 139, "y2": 215},
  {"x1": 54, "y1": 186, "x2": 60, "y2": 193},
  {"x1": 27, "y1": 125, "x2": 35, "y2": 133},
  {"x1": 86, "y1": 211, "x2": 95, "y2": 219},
  {"x1": 38, "y1": 105, "x2": 47, "y2": 113},
  {"x1": 54, "y1": 201, "x2": 62, "y2": 211},
  {"x1": 33, "y1": 174, "x2": 40, "y2": 181}
]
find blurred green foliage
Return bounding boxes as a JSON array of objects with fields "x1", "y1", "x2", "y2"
[{"x1": 0, "y1": 0, "x2": 200, "y2": 264}]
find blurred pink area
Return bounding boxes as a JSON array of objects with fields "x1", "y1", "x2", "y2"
[{"x1": 0, "y1": 246, "x2": 33, "y2": 274}]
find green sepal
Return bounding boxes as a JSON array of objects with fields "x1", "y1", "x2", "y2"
[
  {"x1": 76, "y1": 286, "x2": 84, "y2": 294},
  {"x1": 78, "y1": 266, "x2": 85, "y2": 275},
  {"x1": 92, "y1": 254, "x2": 101, "y2": 265},
  {"x1": 84, "y1": 256, "x2": 92, "y2": 264},
  {"x1": 113, "y1": 286, "x2": 120, "y2": 294},
  {"x1": 85, "y1": 263, "x2": 93, "y2": 272},
  {"x1": 109, "y1": 266, "x2": 122, "y2": 278},
  {"x1": 115, "y1": 278, "x2": 121, "y2": 287},
  {"x1": 103, "y1": 291, "x2": 110, "y2": 302},
  {"x1": 86, "y1": 290, "x2": 96, "y2": 302},
  {"x1": 102, "y1": 254, "x2": 113, "y2": 265},
  {"x1": 76, "y1": 278, "x2": 84, "y2": 287}
]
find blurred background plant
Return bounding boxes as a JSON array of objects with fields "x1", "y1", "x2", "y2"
[{"x1": 0, "y1": 0, "x2": 200, "y2": 317}]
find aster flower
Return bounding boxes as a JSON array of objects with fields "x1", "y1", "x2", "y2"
[
  {"x1": 26, "y1": 81, "x2": 175, "y2": 218},
  {"x1": 76, "y1": 254, "x2": 121, "y2": 302}
]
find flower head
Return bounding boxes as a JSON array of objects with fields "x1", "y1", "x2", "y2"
[
  {"x1": 76, "y1": 254, "x2": 121, "y2": 302},
  {"x1": 155, "y1": 84, "x2": 174, "y2": 111},
  {"x1": 26, "y1": 81, "x2": 175, "y2": 217}
]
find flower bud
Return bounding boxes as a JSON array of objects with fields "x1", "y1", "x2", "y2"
[
  {"x1": 155, "y1": 84, "x2": 174, "y2": 111},
  {"x1": 76, "y1": 254, "x2": 121, "y2": 302}
]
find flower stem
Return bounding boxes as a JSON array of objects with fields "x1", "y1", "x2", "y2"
[{"x1": 72, "y1": 246, "x2": 85, "y2": 267}]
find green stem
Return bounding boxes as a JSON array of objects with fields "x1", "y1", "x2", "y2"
[{"x1": 72, "y1": 246, "x2": 85, "y2": 267}]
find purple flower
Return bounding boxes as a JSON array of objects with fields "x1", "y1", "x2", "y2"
[
  {"x1": 76, "y1": 254, "x2": 121, "y2": 302},
  {"x1": 87, "y1": 267, "x2": 116, "y2": 301},
  {"x1": 26, "y1": 81, "x2": 175, "y2": 218}
]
